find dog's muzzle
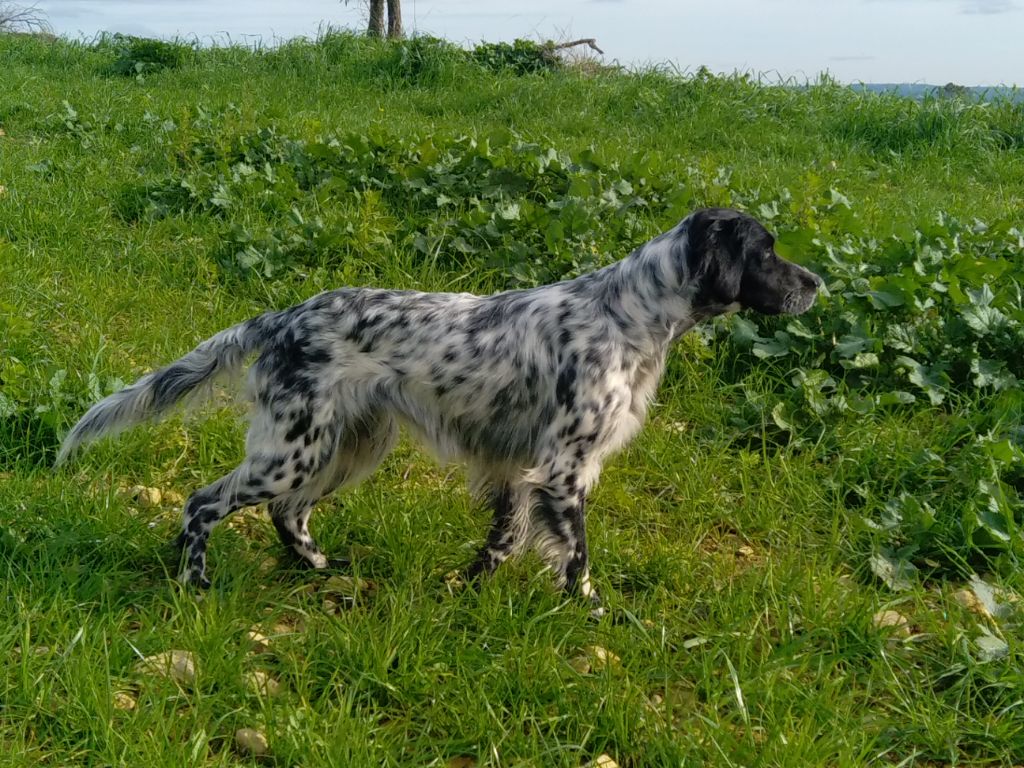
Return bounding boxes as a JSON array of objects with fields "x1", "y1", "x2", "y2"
[{"x1": 782, "y1": 267, "x2": 823, "y2": 314}]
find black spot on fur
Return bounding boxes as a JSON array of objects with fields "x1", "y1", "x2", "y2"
[
  {"x1": 285, "y1": 409, "x2": 313, "y2": 442},
  {"x1": 490, "y1": 383, "x2": 517, "y2": 412},
  {"x1": 556, "y1": 361, "x2": 577, "y2": 409},
  {"x1": 260, "y1": 327, "x2": 331, "y2": 396},
  {"x1": 346, "y1": 312, "x2": 384, "y2": 343}
]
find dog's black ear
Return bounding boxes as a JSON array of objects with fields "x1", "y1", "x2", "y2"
[{"x1": 685, "y1": 209, "x2": 747, "y2": 306}]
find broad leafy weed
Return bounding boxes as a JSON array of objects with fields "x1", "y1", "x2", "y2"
[{"x1": 102, "y1": 33, "x2": 194, "y2": 78}]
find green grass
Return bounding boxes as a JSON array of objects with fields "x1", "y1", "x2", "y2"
[{"x1": 2, "y1": 31, "x2": 1023, "y2": 766}]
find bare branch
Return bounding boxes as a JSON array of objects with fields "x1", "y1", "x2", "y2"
[
  {"x1": 0, "y1": 1, "x2": 51, "y2": 33},
  {"x1": 548, "y1": 38, "x2": 604, "y2": 55}
]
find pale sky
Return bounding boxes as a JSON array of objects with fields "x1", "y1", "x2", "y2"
[{"x1": 36, "y1": 0, "x2": 1024, "y2": 86}]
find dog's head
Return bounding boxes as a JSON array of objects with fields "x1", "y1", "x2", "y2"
[{"x1": 683, "y1": 208, "x2": 821, "y2": 316}]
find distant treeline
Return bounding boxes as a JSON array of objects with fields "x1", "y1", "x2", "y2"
[{"x1": 851, "y1": 82, "x2": 1023, "y2": 103}]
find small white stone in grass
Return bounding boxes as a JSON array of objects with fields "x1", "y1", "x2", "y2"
[
  {"x1": 227, "y1": 506, "x2": 268, "y2": 534},
  {"x1": 321, "y1": 575, "x2": 378, "y2": 612},
  {"x1": 647, "y1": 684, "x2": 699, "y2": 712},
  {"x1": 163, "y1": 490, "x2": 185, "y2": 507},
  {"x1": 257, "y1": 556, "x2": 279, "y2": 575},
  {"x1": 584, "y1": 645, "x2": 621, "y2": 669},
  {"x1": 567, "y1": 654, "x2": 592, "y2": 675},
  {"x1": 872, "y1": 610, "x2": 911, "y2": 637},
  {"x1": 953, "y1": 588, "x2": 991, "y2": 618},
  {"x1": 13, "y1": 645, "x2": 52, "y2": 659},
  {"x1": 269, "y1": 620, "x2": 300, "y2": 638},
  {"x1": 234, "y1": 728, "x2": 269, "y2": 757},
  {"x1": 584, "y1": 755, "x2": 619, "y2": 768},
  {"x1": 443, "y1": 570, "x2": 466, "y2": 590},
  {"x1": 246, "y1": 629, "x2": 271, "y2": 655},
  {"x1": 128, "y1": 485, "x2": 162, "y2": 507},
  {"x1": 136, "y1": 650, "x2": 196, "y2": 687},
  {"x1": 570, "y1": 645, "x2": 620, "y2": 674},
  {"x1": 245, "y1": 670, "x2": 283, "y2": 698},
  {"x1": 112, "y1": 691, "x2": 137, "y2": 711}
]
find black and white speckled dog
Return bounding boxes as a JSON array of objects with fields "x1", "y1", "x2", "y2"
[{"x1": 58, "y1": 207, "x2": 821, "y2": 615}]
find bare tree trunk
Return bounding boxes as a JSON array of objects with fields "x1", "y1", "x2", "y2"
[
  {"x1": 386, "y1": 0, "x2": 403, "y2": 39},
  {"x1": 367, "y1": 0, "x2": 385, "y2": 37}
]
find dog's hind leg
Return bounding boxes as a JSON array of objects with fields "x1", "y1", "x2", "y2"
[
  {"x1": 175, "y1": 399, "x2": 357, "y2": 587},
  {"x1": 466, "y1": 482, "x2": 531, "y2": 581},
  {"x1": 268, "y1": 493, "x2": 328, "y2": 569},
  {"x1": 268, "y1": 412, "x2": 398, "y2": 569},
  {"x1": 176, "y1": 457, "x2": 295, "y2": 588}
]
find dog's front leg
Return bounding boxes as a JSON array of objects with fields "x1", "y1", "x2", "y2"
[{"x1": 533, "y1": 487, "x2": 604, "y2": 619}]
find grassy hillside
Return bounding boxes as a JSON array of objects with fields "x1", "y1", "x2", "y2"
[{"x1": 1, "y1": 32, "x2": 1023, "y2": 766}]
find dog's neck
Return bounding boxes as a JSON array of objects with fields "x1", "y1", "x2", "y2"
[{"x1": 592, "y1": 226, "x2": 719, "y2": 350}]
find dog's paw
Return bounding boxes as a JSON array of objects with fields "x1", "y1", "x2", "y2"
[
  {"x1": 177, "y1": 569, "x2": 212, "y2": 591},
  {"x1": 287, "y1": 552, "x2": 351, "y2": 571}
]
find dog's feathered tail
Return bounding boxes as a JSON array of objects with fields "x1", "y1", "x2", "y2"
[{"x1": 56, "y1": 315, "x2": 273, "y2": 466}]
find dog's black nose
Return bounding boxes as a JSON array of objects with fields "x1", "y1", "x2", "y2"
[{"x1": 802, "y1": 271, "x2": 823, "y2": 290}]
